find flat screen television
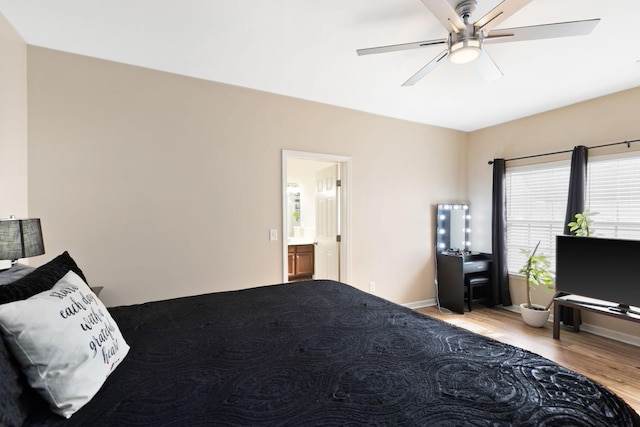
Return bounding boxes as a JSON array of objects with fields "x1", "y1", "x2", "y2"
[{"x1": 556, "y1": 235, "x2": 640, "y2": 313}]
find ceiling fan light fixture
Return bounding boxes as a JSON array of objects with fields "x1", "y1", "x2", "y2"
[
  {"x1": 356, "y1": 0, "x2": 600, "y2": 85},
  {"x1": 449, "y1": 39, "x2": 481, "y2": 64}
]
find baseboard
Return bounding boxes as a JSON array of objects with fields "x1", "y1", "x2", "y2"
[
  {"x1": 578, "y1": 323, "x2": 640, "y2": 347},
  {"x1": 412, "y1": 302, "x2": 640, "y2": 348},
  {"x1": 403, "y1": 299, "x2": 436, "y2": 310},
  {"x1": 502, "y1": 304, "x2": 640, "y2": 348},
  {"x1": 502, "y1": 305, "x2": 520, "y2": 314}
]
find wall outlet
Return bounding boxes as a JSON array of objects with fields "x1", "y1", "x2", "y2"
[
  {"x1": 269, "y1": 229, "x2": 278, "y2": 241},
  {"x1": 369, "y1": 281, "x2": 375, "y2": 292}
]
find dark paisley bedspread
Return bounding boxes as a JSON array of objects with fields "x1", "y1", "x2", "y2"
[{"x1": 26, "y1": 280, "x2": 640, "y2": 426}]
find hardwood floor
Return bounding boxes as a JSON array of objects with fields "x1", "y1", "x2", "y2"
[{"x1": 416, "y1": 305, "x2": 640, "y2": 414}]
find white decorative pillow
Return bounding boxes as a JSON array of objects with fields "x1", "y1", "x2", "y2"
[{"x1": 0, "y1": 270, "x2": 129, "y2": 418}]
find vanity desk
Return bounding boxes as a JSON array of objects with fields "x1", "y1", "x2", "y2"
[
  {"x1": 434, "y1": 203, "x2": 492, "y2": 314},
  {"x1": 436, "y1": 251, "x2": 492, "y2": 314}
]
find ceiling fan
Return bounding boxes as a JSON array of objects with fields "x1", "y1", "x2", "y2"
[{"x1": 357, "y1": 0, "x2": 600, "y2": 85}]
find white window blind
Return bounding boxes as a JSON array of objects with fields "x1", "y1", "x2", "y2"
[
  {"x1": 505, "y1": 162, "x2": 570, "y2": 273},
  {"x1": 505, "y1": 151, "x2": 640, "y2": 274},
  {"x1": 586, "y1": 154, "x2": 640, "y2": 240}
]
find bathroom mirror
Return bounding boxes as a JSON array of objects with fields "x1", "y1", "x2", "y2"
[
  {"x1": 436, "y1": 203, "x2": 470, "y2": 253},
  {"x1": 286, "y1": 183, "x2": 301, "y2": 238}
]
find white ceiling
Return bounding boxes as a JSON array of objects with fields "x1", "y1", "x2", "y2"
[{"x1": 1, "y1": 0, "x2": 639, "y2": 131}]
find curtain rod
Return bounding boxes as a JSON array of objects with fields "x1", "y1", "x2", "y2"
[{"x1": 487, "y1": 138, "x2": 640, "y2": 165}]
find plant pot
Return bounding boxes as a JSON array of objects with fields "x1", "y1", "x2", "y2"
[{"x1": 520, "y1": 303, "x2": 550, "y2": 327}]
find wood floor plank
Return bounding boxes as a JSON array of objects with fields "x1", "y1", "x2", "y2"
[{"x1": 416, "y1": 305, "x2": 640, "y2": 414}]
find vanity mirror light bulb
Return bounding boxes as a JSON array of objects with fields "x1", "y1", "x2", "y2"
[
  {"x1": 439, "y1": 228, "x2": 446, "y2": 234},
  {"x1": 465, "y1": 241, "x2": 471, "y2": 246},
  {"x1": 439, "y1": 215, "x2": 446, "y2": 220},
  {"x1": 438, "y1": 243, "x2": 446, "y2": 249}
]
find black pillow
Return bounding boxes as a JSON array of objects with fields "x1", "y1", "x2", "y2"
[
  {"x1": 0, "y1": 335, "x2": 43, "y2": 427},
  {"x1": 0, "y1": 252, "x2": 88, "y2": 305}
]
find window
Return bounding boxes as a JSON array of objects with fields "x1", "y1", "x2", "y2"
[
  {"x1": 505, "y1": 152, "x2": 640, "y2": 274},
  {"x1": 505, "y1": 161, "x2": 569, "y2": 273},
  {"x1": 586, "y1": 154, "x2": 640, "y2": 240}
]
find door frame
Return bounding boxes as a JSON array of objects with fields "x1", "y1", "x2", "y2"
[{"x1": 281, "y1": 150, "x2": 351, "y2": 283}]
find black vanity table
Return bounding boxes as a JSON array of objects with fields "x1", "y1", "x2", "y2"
[
  {"x1": 436, "y1": 251, "x2": 492, "y2": 314},
  {"x1": 434, "y1": 203, "x2": 492, "y2": 314}
]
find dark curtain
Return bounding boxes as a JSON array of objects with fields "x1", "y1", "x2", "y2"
[
  {"x1": 563, "y1": 145, "x2": 588, "y2": 235},
  {"x1": 491, "y1": 159, "x2": 512, "y2": 306},
  {"x1": 559, "y1": 145, "x2": 588, "y2": 325}
]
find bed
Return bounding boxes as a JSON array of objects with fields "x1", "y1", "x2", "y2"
[{"x1": 1, "y1": 253, "x2": 639, "y2": 426}]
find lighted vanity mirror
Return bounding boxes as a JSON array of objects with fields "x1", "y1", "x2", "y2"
[{"x1": 436, "y1": 203, "x2": 471, "y2": 253}]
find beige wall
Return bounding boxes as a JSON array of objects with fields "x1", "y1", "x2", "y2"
[
  {"x1": 468, "y1": 87, "x2": 640, "y2": 339},
  {"x1": 26, "y1": 47, "x2": 468, "y2": 307},
  {"x1": 0, "y1": 16, "x2": 28, "y2": 216},
  {"x1": 0, "y1": 14, "x2": 28, "y2": 269}
]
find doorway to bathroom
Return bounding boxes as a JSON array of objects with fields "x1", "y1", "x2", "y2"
[{"x1": 281, "y1": 150, "x2": 350, "y2": 283}]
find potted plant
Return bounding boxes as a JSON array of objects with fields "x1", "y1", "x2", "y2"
[
  {"x1": 567, "y1": 210, "x2": 598, "y2": 237},
  {"x1": 518, "y1": 241, "x2": 555, "y2": 327}
]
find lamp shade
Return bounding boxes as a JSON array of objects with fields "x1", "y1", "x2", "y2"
[{"x1": 0, "y1": 218, "x2": 45, "y2": 261}]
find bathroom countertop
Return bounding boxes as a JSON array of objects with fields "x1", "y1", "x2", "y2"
[{"x1": 287, "y1": 238, "x2": 315, "y2": 246}]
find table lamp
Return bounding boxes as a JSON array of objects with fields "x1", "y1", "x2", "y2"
[{"x1": 0, "y1": 216, "x2": 45, "y2": 265}]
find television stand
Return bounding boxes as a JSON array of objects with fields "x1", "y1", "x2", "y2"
[
  {"x1": 553, "y1": 294, "x2": 640, "y2": 339},
  {"x1": 608, "y1": 304, "x2": 640, "y2": 316}
]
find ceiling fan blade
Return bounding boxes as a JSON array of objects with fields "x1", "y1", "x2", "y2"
[
  {"x1": 473, "y1": 50, "x2": 503, "y2": 81},
  {"x1": 475, "y1": 0, "x2": 532, "y2": 34},
  {"x1": 357, "y1": 38, "x2": 447, "y2": 56},
  {"x1": 484, "y1": 19, "x2": 600, "y2": 44},
  {"x1": 420, "y1": 0, "x2": 466, "y2": 33},
  {"x1": 402, "y1": 50, "x2": 448, "y2": 86}
]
